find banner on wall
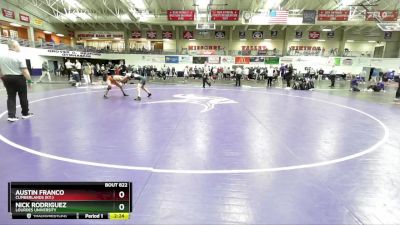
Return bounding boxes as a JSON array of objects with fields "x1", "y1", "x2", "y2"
[
  {"x1": 265, "y1": 57, "x2": 280, "y2": 65},
  {"x1": 280, "y1": 57, "x2": 293, "y2": 64},
  {"x1": 142, "y1": 55, "x2": 164, "y2": 63},
  {"x1": 318, "y1": 10, "x2": 349, "y2": 21},
  {"x1": 77, "y1": 32, "x2": 124, "y2": 39},
  {"x1": 131, "y1": 31, "x2": 142, "y2": 38},
  {"x1": 167, "y1": 10, "x2": 195, "y2": 21},
  {"x1": 162, "y1": 31, "x2": 173, "y2": 39},
  {"x1": 309, "y1": 31, "x2": 320, "y2": 39},
  {"x1": 342, "y1": 58, "x2": 353, "y2": 66},
  {"x1": 147, "y1": 31, "x2": 157, "y2": 39},
  {"x1": 193, "y1": 56, "x2": 208, "y2": 64},
  {"x1": 220, "y1": 56, "x2": 234, "y2": 64},
  {"x1": 165, "y1": 56, "x2": 179, "y2": 63},
  {"x1": 188, "y1": 45, "x2": 223, "y2": 50},
  {"x1": 208, "y1": 56, "x2": 220, "y2": 64},
  {"x1": 33, "y1": 18, "x2": 43, "y2": 26},
  {"x1": 241, "y1": 46, "x2": 267, "y2": 51},
  {"x1": 366, "y1": 10, "x2": 398, "y2": 21},
  {"x1": 179, "y1": 56, "x2": 193, "y2": 63},
  {"x1": 2, "y1": 8, "x2": 15, "y2": 19},
  {"x1": 235, "y1": 57, "x2": 250, "y2": 64},
  {"x1": 295, "y1": 31, "x2": 303, "y2": 38},
  {"x1": 215, "y1": 31, "x2": 225, "y2": 39},
  {"x1": 183, "y1": 30, "x2": 194, "y2": 39},
  {"x1": 327, "y1": 31, "x2": 335, "y2": 38},
  {"x1": 250, "y1": 57, "x2": 264, "y2": 63},
  {"x1": 44, "y1": 49, "x2": 102, "y2": 58},
  {"x1": 334, "y1": 57, "x2": 341, "y2": 66},
  {"x1": 252, "y1": 31, "x2": 263, "y2": 39},
  {"x1": 239, "y1": 31, "x2": 246, "y2": 39},
  {"x1": 271, "y1": 30, "x2": 278, "y2": 37},
  {"x1": 211, "y1": 10, "x2": 240, "y2": 21},
  {"x1": 19, "y1": 14, "x2": 30, "y2": 23},
  {"x1": 302, "y1": 10, "x2": 316, "y2": 24}
]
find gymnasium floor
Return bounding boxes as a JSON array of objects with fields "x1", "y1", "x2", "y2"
[{"x1": 0, "y1": 80, "x2": 400, "y2": 224}]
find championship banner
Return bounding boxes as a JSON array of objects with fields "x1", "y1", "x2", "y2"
[
  {"x1": 162, "y1": 31, "x2": 173, "y2": 39},
  {"x1": 183, "y1": 31, "x2": 194, "y2": 39},
  {"x1": 146, "y1": 31, "x2": 157, "y2": 39},
  {"x1": 302, "y1": 10, "x2": 316, "y2": 24},
  {"x1": 165, "y1": 56, "x2": 179, "y2": 63},
  {"x1": 327, "y1": 31, "x2": 335, "y2": 38},
  {"x1": 44, "y1": 49, "x2": 102, "y2": 58},
  {"x1": 318, "y1": 10, "x2": 349, "y2": 21},
  {"x1": 271, "y1": 30, "x2": 278, "y2": 37},
  {"x1": 167, "y1": 10, "x2": 195, "y2": 21},
  {"x1": 2, "y1": 8, "x2": 15, "y2": 19},
  {"x1": 208, "y1": 56, "x2": 220, "y2": 64},
  {"x1": 220, "y1": 56, "x2": 234, "y2": 64},
  {"x1": 19, "y1": 14, "x2": 30, "y2": 23},
  {"x1": 179, "y1": 56, "x2": 193, "y2": 63},
  {"x1": 77, "y1": 32, "x2": 124, "y2": 39},
  {"x1": 252, "y1": 31, "x2": 263, "y2": 39},
  {"x1": 235, "y1": 57, "x2": 250, "y2": 64},
  {"x1": 366, "y1": 10, "x2": 398, "y2": 21},
  {"x1": 33, "y1": 18, "x2": 44, "y2": 26},
  {"x1": 265, "y1": 57, "x2": 280, "y2": 65},
  {"x1": 131, "y1": 31, "x2": 142, "y2": 38},
  {"x1": 215, "y1": 31, "x2": 225, "y2": 39},
  {"x1": 295, "y1": 31, "x2": 303, "y2": 39},
  {"x1": 239, "y1": 31, "x2": 246, "y2": 39},
  {"x1": 309, "y1": 31, "x2": 320, "y2": 39},
  {"x1": 250, "y1": 57, "x2": 264, "y2": 63},
  {"x1": 211, "y1": 10, "x2": 240, "y2": 21}
]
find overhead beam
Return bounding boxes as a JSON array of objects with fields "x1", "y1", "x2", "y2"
[{"x1": 102, "y1": 0, "x2": 130, "y2": 29}]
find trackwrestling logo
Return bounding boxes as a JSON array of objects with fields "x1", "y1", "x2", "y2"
[{"x1": 144, "y1": 94, "x2": 238, "y2": 113}]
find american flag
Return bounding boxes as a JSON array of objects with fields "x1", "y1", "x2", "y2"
[
  {"x1": 268, "y1": 10, "x2": 288, "y2": 24},
  {"x1": 147, "y1": 31, "x2": 157, "y2": 39},
  {"x1": 131, "y1": 31, "x2": 141, "y2": 38},
  {"x1": 162, "y1": 31, "x2": 173, "y2": 39}
]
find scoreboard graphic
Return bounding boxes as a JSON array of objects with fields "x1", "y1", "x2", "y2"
[{"x1": 8, "y1": 182, "x2": 132, "y2": 220}]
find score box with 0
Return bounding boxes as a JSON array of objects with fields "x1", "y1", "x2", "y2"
[{"x1": 9, "y1": 182, "x2": 132, "y2": 218}]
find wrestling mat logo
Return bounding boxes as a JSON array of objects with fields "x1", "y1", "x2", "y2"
[{"x1": 145, "y1": 94, "x2": 238, "y2": 113}]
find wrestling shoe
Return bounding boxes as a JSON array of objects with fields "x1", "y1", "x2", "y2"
[
  {"x1": 134, "y1": 96, "x2": 141, "y2": 101},
  {"x1": 7, "y1": 117, "x2": 19, "y2": 122},
  {"x1": 147, "y1": 93, "x2": 152, "y2": 98},
  {"x1": 123, "y1": 93, "x2": 129, "y2": 96},
  {"x1": 22, "y1": 113, "x2": 34, "y2": 119},
  {"x1": 103, "y1": 95, "x2": 108, "y2": 99}
]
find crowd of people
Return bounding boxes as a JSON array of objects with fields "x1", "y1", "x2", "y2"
[{"x1": 0, "y1": 39, "x2": 399, "y2": 123}]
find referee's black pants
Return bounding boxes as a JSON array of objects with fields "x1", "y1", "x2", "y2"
[
  {"x1": 235, "y1": 75, "x2": 241, "y2": 86},
  {"x1": 203, "y1": 77, "x2": 211, "y2": 88},
  {"x1": 2, "y1": 75, "x2": 29, "y2": 118},
  {"x1": 396, "y1": 81, "x2": 400, "y2": 98}
]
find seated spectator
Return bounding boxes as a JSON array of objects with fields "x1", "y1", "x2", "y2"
[{"x1": 367, "y1": 81, "x2": 385, "y2": 92}]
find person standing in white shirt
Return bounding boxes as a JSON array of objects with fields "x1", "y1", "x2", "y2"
[
  {"x1": 75, "y1": 60, "x2": 82, "y2": 81},
  {"x1": 202, "y1": 65, "x2": 211, "y2": 88},
  {"x1": 267, "y1": 66, "x2": 274, "y2": 87},
  {"x1": 65, "y1": 59, "x2": 74, "y2": 80}
]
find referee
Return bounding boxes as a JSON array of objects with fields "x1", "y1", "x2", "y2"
[{"x1": 0, "y1": 40, "x2": 33, "y2": 122}]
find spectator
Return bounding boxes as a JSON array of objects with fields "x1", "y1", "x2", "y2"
[
  {"x1": 37, "y1": 61, "x2": 51, "y2": 83},
  {"x1": 65, "y1": 59, "x2": 74, "y2": 80}
]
